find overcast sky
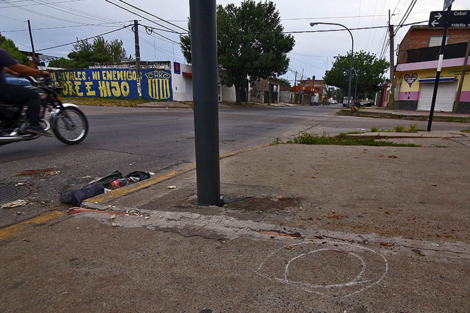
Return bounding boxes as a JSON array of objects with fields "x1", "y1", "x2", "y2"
[{"x1": 0, "y1": 0, "x2": 468, "y2": 82}]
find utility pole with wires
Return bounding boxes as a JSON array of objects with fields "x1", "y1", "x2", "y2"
[
  {"x1": 388, "y1": 10, "x2": 395, "y2": 110},
  {"x1": 133, "y1": 20, "x2": 142, "y2": 97},
  {"x1": 27, "y1": 20, "x2": 36, "y2": 57}
]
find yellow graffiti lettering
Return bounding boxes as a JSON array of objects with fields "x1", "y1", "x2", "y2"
[
  {"x1": 92, "y1": 71, "x2": 100, "y2": 80},
  {"x1": 98, "y1": 81, "x2": 111, "y2": 97},
  {"x1": 74, "y1": 81, "x2": 83, "y2": 96},
  {"x1": 61, "y1": 82, "x2": 70, "y2": 96},
  {"x1": 111, "y1": 81, "x2": 121, "y2": 97},
  {"x1": 85, "y1": 82, "x2": 96, "y2": 96},
  {"x1": 121, "y1": 82, "x2": 130, "y2": 97},
  {"x1": 66, "y1": 81, "x2": 74, "y2": 95}
]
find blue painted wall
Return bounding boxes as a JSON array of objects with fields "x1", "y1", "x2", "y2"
[{"x1": 51, "y1": 68, "x2": 173, "y2": 100}]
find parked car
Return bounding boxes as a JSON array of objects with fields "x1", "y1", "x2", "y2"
[{"x1": 4, "y1": 73, "x2": 31, "y2": 86}]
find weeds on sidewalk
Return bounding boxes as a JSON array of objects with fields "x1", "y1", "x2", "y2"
[
  {"x1": 461, "y1": 128, "x2": 470, "y2": 133},
  {"x1": 370, "y1": 124, "x2": 420, "y2": 133},
  {"x1": 273, "y1": 132, "x2": 419, "y2": 147}
]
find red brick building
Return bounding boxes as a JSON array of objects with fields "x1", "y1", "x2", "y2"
[
  {"x1": 394, "y1": 25, "x2": 470, "y2": 113},
  {"x1": 397, "y1": 26, "x2": 470, "y2": 64}
]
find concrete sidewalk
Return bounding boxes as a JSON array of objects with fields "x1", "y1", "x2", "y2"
[
  {"x1": 1, "y1": 130, "x2": 469, "y2": 312},
  {"x1": 347, "y1": 106, "x2": 470, "y2": 122}
]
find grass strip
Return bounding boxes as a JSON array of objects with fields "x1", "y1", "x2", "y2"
[{"x1": 276, "y1": 132, "x2": 419, "y2": 147}]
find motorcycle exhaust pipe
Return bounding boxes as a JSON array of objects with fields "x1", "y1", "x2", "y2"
[{"x1": 0, "y1": 136, "x2": 27, "y2": 144}]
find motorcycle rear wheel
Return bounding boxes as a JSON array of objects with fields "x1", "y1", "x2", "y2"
[{"x1": 52, "y1": 107, "x2": 88, "y2": 145}]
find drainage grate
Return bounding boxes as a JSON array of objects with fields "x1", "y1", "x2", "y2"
[{"x1": 0, "y1": 183, "x2": 32, "y2": 205}]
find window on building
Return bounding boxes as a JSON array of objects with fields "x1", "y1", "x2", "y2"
[{"x1": 429, "y1": 36, "x2": 449, "y2": 47}]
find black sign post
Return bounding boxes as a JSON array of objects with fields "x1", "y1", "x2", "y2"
[{"x1": 427, "y1": 5, "x2": 453, "y2": 132}]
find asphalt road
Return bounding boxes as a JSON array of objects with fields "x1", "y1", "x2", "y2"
[{"x1": 1, "y1": 103, "x2": 469, "y2": 228}]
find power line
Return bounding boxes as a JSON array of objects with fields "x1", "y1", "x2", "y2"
[
  {"x1": 104, "y1": 0, "x2": 184, "y2": 35},
  {"x1": 31, "y1": 0, "x2": 118, "y2": 24},
  {"x1": 36, "y1": 24, "x2": 131, "y2": 52},
  {"x1": 116, "y1": 0, "x2": 187, "y2": 32},
  {"x1": 1, "y1": 21, "x2": 130, "y2": 33},
  {"x1": 6, "y1": 1, "x2": 102, "y2": 25},
  {"x1": 0, "y1": 0, "x2": 87, "y2": 9},
  {"x1": 395, "y1": 0, "x2": 418, "y2": 35},
  {"x1": 138, "y1": 23, "x2": 181, "y2": 45}
]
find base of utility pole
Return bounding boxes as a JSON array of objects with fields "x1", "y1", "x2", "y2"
[{"x1": 189, "y1": 0, "x2": 221, "y2": 206}]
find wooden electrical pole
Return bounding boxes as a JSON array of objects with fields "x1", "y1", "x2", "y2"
[
  {"x1": 133, "y1": 20, "x2": 141, "y2": 97},
  {"x1": 389, "y1": 10, "x2": 395, "y2": 109}
]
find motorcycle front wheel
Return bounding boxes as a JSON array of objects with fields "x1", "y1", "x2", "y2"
[{"x1": 52, "y1": 107, "x2": 88, "y2": 145}]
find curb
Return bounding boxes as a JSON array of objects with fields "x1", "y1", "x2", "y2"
[
  {"x1": 336, "y1": 109, "x2": 470, "y2": 123},
  {"x1": 83, "y1": 143, "x2": 272, "y2": 206}
]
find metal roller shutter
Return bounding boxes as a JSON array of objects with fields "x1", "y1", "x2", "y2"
[{"x1": 417, "y1": 82, "x2": 456, "y2": 112}]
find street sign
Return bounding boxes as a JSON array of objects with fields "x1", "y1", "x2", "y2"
[
  {"x1": 428, "y1": 10, "x2": 470, "y2": 28},
  {"x1": 443, "y1": 0, "x2": 455, "y2": 11}
]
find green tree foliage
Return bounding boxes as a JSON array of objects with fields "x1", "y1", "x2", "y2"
[
  {"x1": 180, "y1": 0, "x2": 294, "y2": 104},
  {"x1": 0, "y1": 35, "x2": 28, "y2": 65},
  {"x1": 48, "y1": 57, "x2": 72, "y2": 68},
  {"x1": 49, "y1": 36, "x2": 126, "y2": 69},
  {"x1": 324, "y1": 51, "x2": 389, "y2": 99}
]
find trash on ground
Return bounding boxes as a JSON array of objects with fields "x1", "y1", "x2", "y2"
[
  {"x1": 60, "y1": 170, "x2": 152, "y2": 206},
  {"x1": 168, "y1": 185, "x2": 177, "y2": 189},
  {"x1": 1, "y1": 199, "x2": 29, "y2": 209}
]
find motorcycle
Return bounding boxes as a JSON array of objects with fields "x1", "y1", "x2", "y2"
[{"x1": 0, "y1": 76, "x2": 89, "y2": 146}]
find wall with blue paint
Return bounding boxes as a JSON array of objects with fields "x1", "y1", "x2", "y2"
[{"x1": 51, "y1": 68, "x2": 173, "y2": 100}]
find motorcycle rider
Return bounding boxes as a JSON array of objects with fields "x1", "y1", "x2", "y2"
[{"x1": 0, "y1": 47, "x2": 52, "y2": 137}]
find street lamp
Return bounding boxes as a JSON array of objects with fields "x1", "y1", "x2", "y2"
[{"x1": 310, "y1": 22, "x2": 354, "y2": 108}]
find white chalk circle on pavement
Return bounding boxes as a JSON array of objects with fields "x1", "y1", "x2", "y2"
[{"x1": 255, "y1": 241, "x2": 389, "y2": 298}]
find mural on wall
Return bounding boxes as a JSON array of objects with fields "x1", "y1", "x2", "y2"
[
  {"x1": 404, "y1": 73, "x2": 418, "y2": 87},
  {"x1": 141, "y1": 69, "x2": 172, "y2": 100},
  {"x1": 52, "y1": 69, "x2": 138, "y2": 99},
  {"x1": 52, "y1": 68, "x2": 173, "y2": 100}
]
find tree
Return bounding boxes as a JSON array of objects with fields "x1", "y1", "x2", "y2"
[
  {"x1": 49, "y1": 36, "x2": 127, "y2": 69},
  {"x1": 0, "y1": 35, "x2": 28, "y2": 65},
  {"x1": 48, "y1": 57, "x2": 72, "y2": 68},
  {"x1": 180, "y1": 0, "x2": 294, "y2": 104},
  {"x1": 324, "y1": 51, "x2": 389, "y2": 99}
]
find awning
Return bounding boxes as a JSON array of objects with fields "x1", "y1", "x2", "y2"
[
  {"x1": 418, "y1": 77, "x2": 455, "y2": 83},
  {"x1": 182, "y1": 72, "x2": 192, "y2": 78}
]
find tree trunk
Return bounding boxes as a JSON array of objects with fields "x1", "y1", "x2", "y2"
[{"x1": 235, "y1": 83, "x2": 242, "y2": 105}]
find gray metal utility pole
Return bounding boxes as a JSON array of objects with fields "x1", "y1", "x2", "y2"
[
  {"x1": 133, "y1": 20, "x2": 141, "y2": 97},
  {"x1": 189, "y1": 0, "x2": 221, "y2": 205}
]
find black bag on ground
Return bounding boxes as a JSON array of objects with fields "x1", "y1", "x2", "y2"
[{"x1": 125, "y1": 171, "x2": 151, "y2": 183}]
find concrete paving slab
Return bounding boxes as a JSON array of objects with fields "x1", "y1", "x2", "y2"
[{"x1": 1, "y1": 133, "x2": 470, "y2": 312}]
